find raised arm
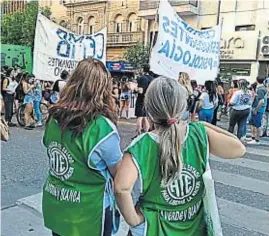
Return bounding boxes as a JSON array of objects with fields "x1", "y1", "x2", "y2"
[{"x1": 201, "y1": 122, "x2": 246, "y2": 159}]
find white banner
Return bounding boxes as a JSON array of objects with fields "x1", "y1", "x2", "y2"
[
  {"x1": 33, "y1": 13, "x2": 106, "y2": 81},
  {"x1": 150, "y1": 0, "x2": 221, "y2": 84}
]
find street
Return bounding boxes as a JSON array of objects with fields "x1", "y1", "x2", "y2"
[{"x1": 1, "y1": 119, "x2": 269, "y2": 236}]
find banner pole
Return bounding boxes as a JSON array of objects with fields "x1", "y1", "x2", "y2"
[{"x1": 149, "y1": 0, "x2": 160, "y2": 53}]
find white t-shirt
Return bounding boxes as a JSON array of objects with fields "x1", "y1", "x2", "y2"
[
  {"x1": 7, "y1": 80, "x2": 18, "y2": 94},
  {"x1": 199, "y1": 92, "x2": 218, "y2": 109},
  {"x1": 230, "y1": 90, "x2": 252, "y2": 111}
]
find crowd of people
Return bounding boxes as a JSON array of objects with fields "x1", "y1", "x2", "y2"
[
  {"x1": 39, "y1": 58, "x2": 269, "y2": 236},
  {"x1": 0, "y1": 65, "x2": 69, "y2": 130},
  {"x1": 1, "y1": 59, "x2": 269, "y2": 235}
]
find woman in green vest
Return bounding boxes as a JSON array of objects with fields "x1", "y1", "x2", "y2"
[
  {"x1": 115, "y1": 77, "x2": 246, "y2": 236},
  {"x1": 42, "y1": 59, "x2": 122, "y2": 236}
]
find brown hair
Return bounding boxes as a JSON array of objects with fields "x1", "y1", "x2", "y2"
[{"x1": 48, "y1": 58, "x2": 117, "y2": 136}]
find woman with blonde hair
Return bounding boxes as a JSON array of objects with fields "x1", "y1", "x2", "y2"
[
  {"x1": 228, "y1": 79, "x2": 252, "y2": 141},
  {"x1": 115, "y1": 77, "x2": 245, "y2": 236},
  {"x1": 42, "y1": 59, "x2": 122, "y2": 236}
]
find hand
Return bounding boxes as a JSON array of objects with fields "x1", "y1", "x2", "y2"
[
  {"x1": 252, "y1": 109, "x2": 257, "y2": 115},
  {"x1": 134, "y1": 206, "x2": 145, "y2": 226}
]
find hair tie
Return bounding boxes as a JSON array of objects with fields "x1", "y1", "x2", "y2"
[{"x1": 167, "y1": 118, "x2": 177, "y2": 125}]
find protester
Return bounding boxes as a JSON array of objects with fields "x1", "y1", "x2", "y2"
[
  {"x1": 211, "y1": 81, "x2": 225, "y2": 125},
  {"x1": 33, "y1": 77, "x2": 43, "y2": 127},
  {"x1": 119, "y1": 82, "x2": 131, "y2": 119},
  {"x1": 134, "y1": 64, "x2": 153, "y2": 136},
  {"x1": 13, "y1": 72, "x2": 23, "y2": 112},
  {"x1": 50, "y1": 70, "x2": 69, "y2": 104},
  {"x1": 198, "y1": 80, "x2": 218, "y2": 123},
  {"x1": 262, "y1": 78, "x2": 269, "y2": 137},
  {"x1": 22, "y1": 74, "x2": 35, "y2": 130},
  {"x1": 216, "y1": 83, "x2": 225, "y2": 122},
  {"x1": 42, "y1": 81, "x2": 53, "y2": 103},
  {"x1": 228, "y1": 79, "x2": 252, "y2": 142},
  {"x1": 112, "y1": 79, "x2": 120, "y2": 113},
  {"x1": 248, "y1": 76, "x2": 268, "y2": 145},
  {"x1": 227, "y1": 80, "x2": 238, "y2": 105},
  {"x1": 15, "y1": 72, "x2": 25, "y2": 105},
  {"x1": 115, "y1": 77, "x2": 245, "y2": 236},
  {"x1": 42, "y1": 59, "x2": 121, "y2": 236},
  {"x1": 189, "y1": 80, "x2": 201, "y2": 121},
  {"x1": 178, "y1": 72, "x2": 194, "y2": 121},
  {"x1": 2, "y1": 67, "x2": 17, "y2": 126}
]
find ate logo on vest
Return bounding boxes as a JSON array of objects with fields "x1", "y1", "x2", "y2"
[
  {"x1": 48, "y1": 142, "x2": 74, "y2": 181},
  {"x1": 161, "y1": 164, "x2": 201, "y2": 205}
]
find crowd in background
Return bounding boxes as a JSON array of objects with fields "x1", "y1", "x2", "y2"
[
  {"x1": 1, "y1": 64, "x2": 269, "y2": 142},
  {"x1": 178, "y1": 73, "x2": 269, "y2": 145},
  {"x1": 114, "y1": 66, "x2": 269, "y2": 145},
  {"x1": 0, "y1": 65, "x2": 68, "y2": 130},
  {"x1": 41, "y1": 58, "x2": 247, "y2": 236}
]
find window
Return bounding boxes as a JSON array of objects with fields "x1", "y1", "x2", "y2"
[
  {"x1": 116, "y1": 23, "x2": 122, "y2": 33},
  {"x1": 77, "y1": 17, "x2": 84, "y2": 34},
  {"x1": 115, "y1": 15, "x2": 123, "y2": 33},
  {"x1": 235, "y1": 25, "x2": 255, "y2": 31},
  {"x1": 88, "y1": 17, "x2": 95, "y2": 34},
  {"x1": 128, "y1": 13, "x2": 137, "y2": 32}
]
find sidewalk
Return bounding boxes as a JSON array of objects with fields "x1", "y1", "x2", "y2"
[{"x1": 1, "y1": 193, "x2": 129, "y2": 236}]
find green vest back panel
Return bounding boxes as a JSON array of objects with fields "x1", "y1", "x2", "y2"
[
  {"x1": 42, "y1": 116, "x2": 115, "y2": 236},
  {"x1": 127, "y1": 122, "x2": 208, "y2": 236}
]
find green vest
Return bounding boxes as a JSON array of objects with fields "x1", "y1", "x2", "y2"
[
  {"x1": 127, "y1": 122, "x2": 208, "y2": 236},
  {"x1": 42, "y1": 116, "x2": 116, "y2": 236}
]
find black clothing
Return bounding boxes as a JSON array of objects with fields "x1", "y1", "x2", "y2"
[
  {"x1": 228, "y1": 108, "x2": 250, "y2": 139},
  {"x1": 135, "y1": 74, "x2": 153, "y2": 117},
  {"x1": 3, "y1": 93, "x2": 14, "y2": 122}
]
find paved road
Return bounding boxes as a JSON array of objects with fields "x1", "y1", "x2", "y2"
[{"x1": 1, "y1": 119, "x2": 269, "y2": 236}]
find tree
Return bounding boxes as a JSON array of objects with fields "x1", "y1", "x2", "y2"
[
  {"x1": 124, "y1": 43, "x2": 151, "y2": 70},
  {"x1": 1, "y1": 1, "x2": 51, "y2": 47}
]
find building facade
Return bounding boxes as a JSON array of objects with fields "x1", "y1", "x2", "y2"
[
  {"x1": 39, "y1": 0, "x2": 67, "y2": 23},
  {"x1": 138, "y1": 0, "x2": 269, "y2": 82},
  {"x1": 40, "y1": 0, "x2": 269, "y2": 82},
  {"x1": 60, "y1": 0, "x2": 143, "y2": 62},
  {"x1": 1, "y1": 0, "x2": 26, "y2": 15}
]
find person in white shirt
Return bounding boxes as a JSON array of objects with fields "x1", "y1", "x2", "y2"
[
  {"x1": 198, "y1": 80, "x2": 218, "y2": 123},
  {"x1": 2, "y1": 68, "x2": 18, "y2": 126},
  {"x1": 228, "y1": 79, "x2": 252, "y2": 141}
]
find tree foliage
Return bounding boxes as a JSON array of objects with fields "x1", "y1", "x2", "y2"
[
  {"x1": 124, "y1": 42, "x2": 151, "y2": 70},
  {"x1": 1, "y1": 1, "x2": 51, "y2": 47}
]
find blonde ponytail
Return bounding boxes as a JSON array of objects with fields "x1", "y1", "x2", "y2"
[{"x1": 145, "y1": 77, "x2": 187, "y2": 186}]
